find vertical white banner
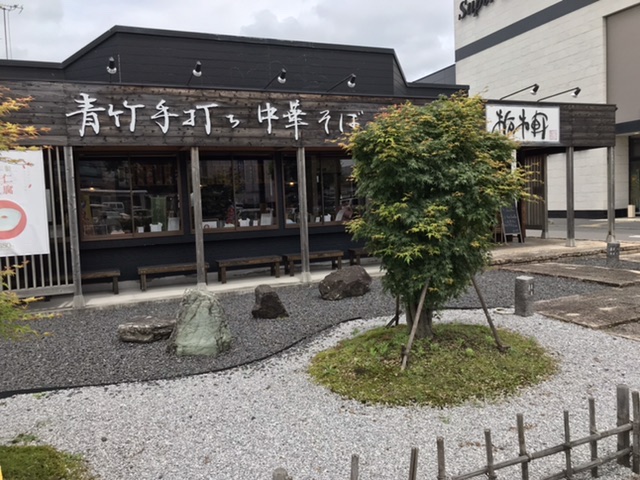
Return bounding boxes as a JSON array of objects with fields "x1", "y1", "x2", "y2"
[{"x1": 0, "y1": 149, "x2": 50, "y2": 256}]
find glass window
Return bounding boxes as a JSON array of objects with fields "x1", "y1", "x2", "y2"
[
  {"x1": 78, "y1": 155, "x2": 181, "y2": 240},
  {"x1": 283, "y1": 153, "x2": 359, "y2": 226},
  {"x1": 198, "y1": 155, "x2": 276, "y2": 231}
]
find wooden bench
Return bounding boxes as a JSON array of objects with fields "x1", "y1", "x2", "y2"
[
  {"x1": 282, "y1": 250, "x2": 344, "y2": 276},
  {"x1": 137, "y1": 262, "x2": 209, "y2": 291},
  {"x1": 348, "y1": 247, "x2": 370, "y2": 266},
  {"x1": 81, "y1": 269, "x2": 121, "y2": 294},
  {"x1": 214, "y1": 255, "x2": 282, "y2": 284}
]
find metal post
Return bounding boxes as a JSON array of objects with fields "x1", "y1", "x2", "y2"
[
  {"x1": 542, "y1": 153, "x2": 549, "y2": 239},
  {"x1": 63, "y1": 146, "x2": 84, "y2": 308},
  {"x1": 190, "y1": 147, "x2": 207, "y2": 288},
  {"x1": 566, "y1": 146, "x2": 575, "y2": 247},
  {"x1": 296, "y1": 146, "x2": 311, "y2": 283},
  {"x1": 607, "y1": 145, "x2": 616, "y2": 243}
]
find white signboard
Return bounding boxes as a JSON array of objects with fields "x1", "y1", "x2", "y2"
[
  {"x1": 0, "y1": 149, "x2": 50, "y2": 256},
  {"x1": 486, "y1": 104, "x2": 560, "y2": 144}
]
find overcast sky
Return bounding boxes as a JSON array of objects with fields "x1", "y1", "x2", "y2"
[{"x1": 5, "y1": 0, "x2": 455, "y2": 81}]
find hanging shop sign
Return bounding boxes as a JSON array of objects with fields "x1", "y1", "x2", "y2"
[
  {"x1": 486, "y1": 104, "x2": 560, "y2": 145},
  {"x1": 0, "y1": 149, "x2": 50, "y2": 256}
]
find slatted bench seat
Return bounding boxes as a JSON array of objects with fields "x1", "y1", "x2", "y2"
[
  {"x1": 137, "y1": 262, "x2": 209, "y2": 291},
  {"x1": 348, "y1": 247, "x2": 370, "y2": 266},
  {"x1": 81, "y1": 269, "x2": 121, "y2": 294},
  {"x1": 282, "y1": 250, "x2": 344, "y2": 276},
  {"x1": 215, "y1": 255, "x2": 282, "y2": 284}
]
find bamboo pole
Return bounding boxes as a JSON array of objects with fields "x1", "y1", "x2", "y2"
[
  {"x1": 589, "y1": 397, "x2": 598, "y2": 478},
  {"x1": 408, "y1": 447, "x2": 419, "y2": 480},
  {"x1": 485, "y1": 429, "x2": 497, "y2": 480},
  {"x1": 437, "y1": 437, "x2": 446, "y2": 480},
  {"x1": 517, "y1": 413, "x2": 529, "y2": 480},
  {"x1": 618, "y1": 384, "x2": 631, "y2": 467},
  {"x1": 564, "y1": 410, "x2": 573, "y2": 479},
  {"x1": 633, "y1": 391, "x2": 639, "y2": 474},
  {"x1": 350, "y1": 454, "x2": 359, "y2": 480}
]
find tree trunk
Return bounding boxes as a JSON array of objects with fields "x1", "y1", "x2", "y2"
[{"x1": 405, "y1": 303, "x2": 434, "y2": 340}]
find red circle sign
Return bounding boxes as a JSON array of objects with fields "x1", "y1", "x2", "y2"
[{"x1": 0, "y1": 200, "x2": 27, "y2": 240}]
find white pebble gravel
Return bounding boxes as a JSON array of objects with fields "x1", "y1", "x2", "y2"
[{"x1": 2, "y1": 309, "x2": 640, "y2": 480}]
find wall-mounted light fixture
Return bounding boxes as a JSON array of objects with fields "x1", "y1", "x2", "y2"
[
  {"x1": 537, "y1": 87, "x2": 581, "y2": 102},
  {"x1": 264, "y1": 68, "x2": 287, "y2": 89},
  {"x1": 499, "y1": 83, "x2": 539, "y2": 100},
  {"x1": 326, "y1": 73, "x2": 357, "y2": 92},
  {"x1": 106, "y1": 57, "x2": 117, "y2": 75},
  {"x1": 188, "y1": 61, "x2": 202, "y2": 86}
]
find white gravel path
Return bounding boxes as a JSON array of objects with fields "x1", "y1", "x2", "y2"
[{"x1": 2, "y1": 310, "x2": 640, "y2": 480}]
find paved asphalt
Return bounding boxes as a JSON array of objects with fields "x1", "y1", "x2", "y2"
[{"x1": 535, "y1": 216, "x2": 640, "y2": 243}]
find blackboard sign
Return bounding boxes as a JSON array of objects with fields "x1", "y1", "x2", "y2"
[{"x1": 500, "y1": 204, "x2": 523, "y2": 241}]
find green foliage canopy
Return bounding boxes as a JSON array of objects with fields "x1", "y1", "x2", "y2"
[{"x1": 345, "y1": 94, "x2": 527, "y2": 311}]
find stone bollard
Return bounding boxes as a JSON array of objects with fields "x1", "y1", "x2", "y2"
[
  {"x1": 514, "y1": 276, "x2": 534, "y2": 317},
  {"x1": 607, "y1": 241, "x2": 620, "y2": 268}
]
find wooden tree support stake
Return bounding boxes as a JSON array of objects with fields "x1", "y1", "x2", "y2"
[
  {"x1": 401, "y1": 281, "x2": 429, "y2": 371},
  {"x1": 471, "y1": 276, "x2": 509, "y2": 352}
]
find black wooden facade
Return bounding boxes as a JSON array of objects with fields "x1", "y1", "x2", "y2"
[{"x1": 0, "y1": 26, "x2": 468, "y2": 283}]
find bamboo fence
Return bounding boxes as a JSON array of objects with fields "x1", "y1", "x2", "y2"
[{"x1": 272, "y1": 384, "x2": 640, "y2": 480}]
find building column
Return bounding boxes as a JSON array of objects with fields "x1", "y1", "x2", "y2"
[
  {"x1": 607, "y1": 145, "x2": 616, "y2": 243},
  {"x1": 190, "y1": 146, "x2": 207, "y2": 288},
  {"x1": 63, "y1": 146, "x2": 85, "y2": 308},
  {"x1": 296, "y1": 146, "x2": 311, "y2": 283}
]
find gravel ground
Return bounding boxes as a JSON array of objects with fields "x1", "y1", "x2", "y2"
[
  {"x1": 0, "y1": 270, "x2": 607, "y2": 395},
  {"x1": 2, "y1": 260, "x2": 640, "y2": 479}
]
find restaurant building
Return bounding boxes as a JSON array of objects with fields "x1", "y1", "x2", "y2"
[
  {"x1": 449, "y1": 0, "x2": 640, "y2": 219},
  {"x1": 0, "y1": 25, "x2": 464, "y2": 304}
]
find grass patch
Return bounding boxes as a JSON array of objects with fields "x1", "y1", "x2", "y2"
[
  {"x1": 0, "y1": 443, "x2": 96, "y2": 480},
  {"x1": 308, "y1": 322, "x2": 558, "y2": 407}
]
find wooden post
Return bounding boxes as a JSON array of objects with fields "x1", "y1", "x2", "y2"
[
  {"x1": 517, "y1": 413, "x2": 529, "y2": 480},
  {"x1": 589, "y1": 397, "x2": 598, "y2": 478},
  {"x1": 618, "y1": 384, "x2": 631, "y2": 467},
  {"x1": 563, "y1": 410, "x2": 573, "y2": 479},
  {"x1": 437, "y1": 437, "x2": 446, "y2": 480},
  {"x1": 485, "y1": 429, "x2": 497, "y2": 480},
  {"x1": 633, "y1": 391, "x2": 639, "y2": 474},
  {"x1": 408, "y1": 447, "x2": 419, "y2": 480},
  {"x1": 350, "y1": 454, "x2": 359, "y2": 480},
  {"x1": 190, "y1": 146, "x2": 207, "y2": 288},
  {"x1": 296, "y1": 146, "x2": 311, "y2": 283}
]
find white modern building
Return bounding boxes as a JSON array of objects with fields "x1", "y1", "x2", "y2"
[{"x1": 448, "y1": 0, "x2": 640, "y2": 219}]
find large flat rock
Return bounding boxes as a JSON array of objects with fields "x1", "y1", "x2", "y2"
[
  {"x1": 498, "y1": 262, "x2": 640, "y2": 287},
  {"x1": 535, "y1": 286, "x2": 640, "y2": 329}
]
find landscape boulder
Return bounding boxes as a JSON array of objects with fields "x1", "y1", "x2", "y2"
[
  {"x1": 118, "y1": 316, "x2": 176, "y2": 343},
  {"x1": 319, "y1": 265, "x2": 372, "y2": 301},
  {"x1": 251, "y1": 284, "x2": 289, "y2": 319},
  {"x1": 167, "y1": 289, "x2": 232, "y2": 356}
]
